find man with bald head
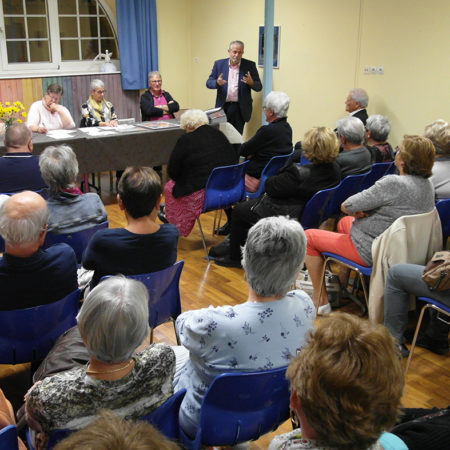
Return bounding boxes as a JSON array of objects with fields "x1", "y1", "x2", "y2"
[
  {"x1": 0, "y1": 191, "x2": 77, "y2": 310},
  {"x1": 0, "y1": 123, "x2": 46, "y2": 193}
]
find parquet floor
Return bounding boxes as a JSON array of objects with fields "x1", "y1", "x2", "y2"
[{"x1": 0, "y1": 185, "x2": 448, "y2": 449}]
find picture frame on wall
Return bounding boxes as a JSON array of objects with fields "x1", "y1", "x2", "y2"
[{"x1": 258, "y1": 26, "x2": 280, "y2": 68}]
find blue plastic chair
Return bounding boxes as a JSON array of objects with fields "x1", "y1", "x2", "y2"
[
  {"x1": 105, "y1": 261, "x2": 184, "y2": 344},
  {"x1": 299, "y1": 154, "x2": 310, "y2": 165},
  {"x1": 197, "y1": 161, "x2": 249, "y2": 257},
  {"x1": 327, "y1": 172, "x2": 370, "y2": 217},
  {"x1": 358, "y1": 162, "x2": 394, "y2": 192},
  {"x1": 0, "y1": 425, "x2": 18, "y2": 449},
  {"x1": 0, "y1": 289, "x2": 80, "y2": 364},
  {"x1": 27, "y1": 390, "x2": 187, "y2": 449},
  {"x1": 405, "y1": 297, "x2": 450, "y2": 375},
  {"x1": 300, "y1": 185, "x2": 338, "y2": 229},
  {"x1": 179, "y1": 367, "x2": 290, "y2": 449},
  {"x1": 246, "y1": 152, "x2": 293, "y2": 199},
  {"x1": 43, "y1": 221, "x2": 108, "y2": 263},
  {"x1": 319, "y1": 252, "x2": 371, "y2": 315},
  {"x1": 435, "y1": 198, "x2": 450, "y2": 245},
  {"x1": 141, "y1": 389, "x2": 186, "y2": 439}
]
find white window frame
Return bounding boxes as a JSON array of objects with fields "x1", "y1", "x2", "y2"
[{"x1": 0, "y1": 0, "x2": 120, "y2": 78}]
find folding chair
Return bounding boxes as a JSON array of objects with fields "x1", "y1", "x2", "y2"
[
  {"x1": 299, "y1": 185, "x2": 338, "y2": 230},
  {"x1": 0, "y1": 425, "x2": 18, "y2": 450},
  {"x1": 358, "y1": 162, "x2": 394, "y2": 192}
]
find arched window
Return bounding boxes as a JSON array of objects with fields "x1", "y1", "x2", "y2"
[{"x1": 0, "y1": 0, "x2": 119, "y2": 75}]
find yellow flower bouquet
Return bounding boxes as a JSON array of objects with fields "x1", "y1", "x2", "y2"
[{"x1": 0, "y1": 101, "x2": 27, "y2": 132}]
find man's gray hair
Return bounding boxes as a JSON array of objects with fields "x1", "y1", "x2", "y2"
[
  {"x1": 424, "y1": 119, "x2": 450, "y2": 155},
  {"x1": 77, "y1": 276, "x2": 150, "y2": 364},
  {"x1": 4, "y1": 122, "x2": 31, "y2": 148},
  {"x1": 90, "y1": 79, "x2": 104, "y2": 91},
  {"x1": 229, "y1": 40, "x2": 244, "y2": 50},
  {"x1": 0, "y1": 194, "x2": 49, "y2": 245},
  {"x1": 263, "y1": 91, "x2": 290, "y2": 118},
  {"x1": 148, "y1": 71, "x2": 161, "y2": 79},
  {"x1": 39, "y1": 145, "x2": 79, "y2": 194},
  {"x1": 336, "y1": 116, "x2": 365, "y2": 145},
  {"x1": 349, "y1": 88, "x2": 368, "y2": 108},
  {"x1": 242, "y1": 216, "x2": 306, "y2": 297},
  {"x1": 179, "y1": 109, "x2": 208, "y2": 130},
  {"x1": 366, "y1": 115, "x2": 391, "y2": 142}
]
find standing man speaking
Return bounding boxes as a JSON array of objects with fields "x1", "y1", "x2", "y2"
[{"x1": 206, "y1": 40, "x2": 262, "y2": 135}]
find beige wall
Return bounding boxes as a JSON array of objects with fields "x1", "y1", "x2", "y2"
[{"x1": 153, "y1": 0, "x2": 449, "y2": 145}]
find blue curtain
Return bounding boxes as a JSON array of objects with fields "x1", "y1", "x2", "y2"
[{"x1": 116, "y1": 0, "x2": 158, "y2": 90}]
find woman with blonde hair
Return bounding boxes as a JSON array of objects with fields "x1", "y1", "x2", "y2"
[{"x1": 211, "y1": 126, "x2": 342, "y2": 268}]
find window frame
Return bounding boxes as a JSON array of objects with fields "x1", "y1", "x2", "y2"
[{"x1": 0, "y1": 0, "x2": 120, "y2": 78}]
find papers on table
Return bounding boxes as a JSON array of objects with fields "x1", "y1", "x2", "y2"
[
  {"x1": 137, "y1": 121, "x2": 180, "y2": 130},
  {"x1": 45, "y1": 129, "x2": 78, "y2": 139},
  {"x1": 77, "y1": 124, "x2": 143, "y2": 136}
]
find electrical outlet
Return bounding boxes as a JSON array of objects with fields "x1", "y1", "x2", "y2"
[
  {"x1": 363, "y1": 66, "x2": 370, "y2": 74},
  {"x1": 377, "y1": 66, "x2": 384, "y2": 75},
  {"x1": 370, "y1": 66, "x2": 377, "y2": 74}
]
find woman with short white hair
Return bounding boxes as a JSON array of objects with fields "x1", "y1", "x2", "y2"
[
  {"x1": 162, "y1": 109, "x2": 236, "y2": 236},
  {"x1": 25, "y1": 276, "x2": 176, "y2": 448},
  {"x1": 80, "y1": 79, "x2": 118, "y2": 127}
]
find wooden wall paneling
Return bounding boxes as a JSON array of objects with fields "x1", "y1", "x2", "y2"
[
  {"x1": 21, "y1": 78, "x2": 43, "y2": 111},
  {"x1": 61, "y1": 77, "x2": 74, "y2": 118},
  {"x1": 0, "y1": 79, "x2": 22, "y2": 104}
]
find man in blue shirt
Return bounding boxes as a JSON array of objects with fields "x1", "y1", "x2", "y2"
[
  {"x1": 0, "y1": 191, "x2": 78, "y2": 310},
  {"x1": 0, "y1": 123, "x2": 46, "y2": 193}
]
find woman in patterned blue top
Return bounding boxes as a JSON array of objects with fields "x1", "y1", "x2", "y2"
[{"x1": 174, "y1": 216, "x2": 315, "y2": 437}]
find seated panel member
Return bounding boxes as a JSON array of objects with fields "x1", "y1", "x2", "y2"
[
  {"x1": 0, "y1": 191, "x2": 78, "y2": 310},
  {"x1": 0, "y1": 123, "x2": 46, "y2": 193},
  {"x1": 39, "y1": 145, "x2": 107, "y2": 234},
  {"x1": 140, "y1": 71, "x2": 179, "y2": 122},
  {"x1": 335, "y1": 116, "x2": 372, "y2": 177},
  {"x1": 27, "y1": 83, "x2": 75, "y2": 133},
  {"x1": 80, "y1": 79, "x2": 118, "y2": 127},
  {"x1": 82, "y1": 167, "x2": 179, "y2": 287}
]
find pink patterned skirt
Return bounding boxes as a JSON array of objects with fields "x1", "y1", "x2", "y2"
[{"x1": 164, "y1": 180, "x2": 205, "y2": 237}]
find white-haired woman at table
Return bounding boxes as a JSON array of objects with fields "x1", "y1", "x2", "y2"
[{"x1": 80, "y1": 79, "x2": 118, "y2": 127}]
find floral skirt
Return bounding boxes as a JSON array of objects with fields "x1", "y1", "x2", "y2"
[{"x1": 164, "y1": 180, "x2": 205, "y2": 237}]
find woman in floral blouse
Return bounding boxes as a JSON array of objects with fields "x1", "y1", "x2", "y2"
[
  {"x1": 80, "y1": 79, "x2": 118, "y2": 127},
  {"x1": 174, "y1": 216, "x2": 316, "y2": 438}
]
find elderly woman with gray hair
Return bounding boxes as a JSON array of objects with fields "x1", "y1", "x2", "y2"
[
  {"x1": 80, "y1": 79, "x2": 118, "y2": 127},
  {"x1": 174, "y1": 216, "x2": 315, "y2": 438},
  {"x1": 25, "y1": 276, "x2": 175, "y2": 449},
  {"x1": 162, "y1": 108, "x2": 236, "y2": 236},
  {"x1": 39, "y1": 145, "x2": 107, "y2": 233},
  {"x1": 240, "y1": 91, "x2": 293, "y2": 192},
  {"x1": 365, "y1": 114, "x2": 394, "y2": 162}
]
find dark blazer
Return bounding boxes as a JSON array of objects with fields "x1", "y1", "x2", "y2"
[
  {"x1": 336, "y1": 146, "x2": 372, "y2": 177},
  {"x1": 352, "y1": 108, "x2": 368, "y2": 125},
  {"x1": 206, "y1": 58, "x2": 262, "y2": 123},
  {"x1": 240, "y1": 117, "x2": 293, "y2": 178},
  {"x1": 167, "y1": 125, "x2": 237, "y2": 198},
  {"x1": 140, "y1": 90, "x2": 179, "y2": 121}
]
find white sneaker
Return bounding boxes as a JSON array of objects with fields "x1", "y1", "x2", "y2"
[{"x1": 317, "y1": 303, "x2": 332, "y2": 316}]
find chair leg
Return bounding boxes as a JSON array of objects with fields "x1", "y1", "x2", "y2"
[
  {"x1": 317, "y1": 258, "x2": 330, "y2": 314},
  {"x1": 197, "y1": 218, "x2": 209, "y2": 259},
  {"x1": 109, "y1": 171, "x2": 114, "y2": 191},
  {"x1": 405, "y1": 303, "x2": 429, "y2": 375}
]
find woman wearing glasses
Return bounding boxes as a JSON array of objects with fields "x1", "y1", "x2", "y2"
[
  {"x1": 80, "y1": 79, "x2": 118, "y2": 127},
  {"x1": 27, "y1": 83, "x2": 75, "y2": 133},
  {"x1": 140, "y1": 71, "x2": 179, "y2": 122}
]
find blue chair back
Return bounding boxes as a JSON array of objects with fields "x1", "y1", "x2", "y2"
[
  {"x1": 179, "y1": 367, "x2": 290, "y2": 449},
  {"x1": 327, "y1": 172, "x2": 369, "y2": 217},
  {"x1": 43, "y1": 221, "x2": 108, "y2": 263},
  {"x1": 141, "y1": 389, "x2": 186, "y2": 439},
  {"x1": 246, "y1": 152, "x2": 293, "y2": 199},
  {"x1": 299, "y1": 154, "x2": 310, "y2": 165},
  {"x1": 125, "y1": 261, "x2": 184, "y2": 331},
  {"x1": 435, "y1": 198, "x2": 450, "y2": 244},
  {"x1": 0, "y1": 289, "x2": 79, "y2": 364},
  {"x1": 202, "y1": 161, "x2": 249, "y2": 212},
  {"x1": 0, "y1": 425, "x2": 18, "y2": 449},
  {"x1": 300, "y1": 185, "x2": 338, "y2": 229},
  {"x1": 358, "y1": 162, "x2": 394, "y2": 192}
]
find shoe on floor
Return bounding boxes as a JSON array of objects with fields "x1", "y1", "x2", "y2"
[
  {"x1": 157, "y1": 211, "x2": 168, "y2": 223},
  {"x1": 415, "y1": 334, "x2": 449, "y2": 356},
  {"x1": 209, "y1": 239, "x2": 231, "y2": 258},
  {"x1": 317, "y1": 303, "x2": 332, "y2": 316},
  {"x1": 215, "y1": 222, "x2": 230, "y2": 236},
  {"x1": 214, "y1": 255, "x2": 242, "y2": 268},
  {"x1": 397, "y1": 343, "x2": 410, "y2": 358}
]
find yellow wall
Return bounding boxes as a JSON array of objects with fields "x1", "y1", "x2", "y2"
[{"x1": 154, "y1": 0, "x2": 450, "y2": 145}]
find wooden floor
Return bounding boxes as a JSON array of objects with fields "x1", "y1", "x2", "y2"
[{"x1": 0, "y1": 186, "x2": 449, "y2": 449}]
